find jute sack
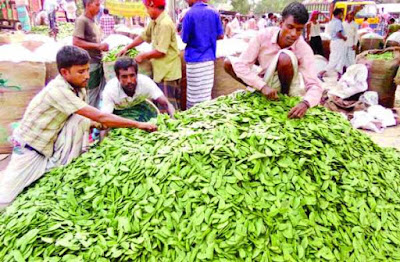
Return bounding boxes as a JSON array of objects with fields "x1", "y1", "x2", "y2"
[
  {"x1": 385, "y1": 32, "x2": 400, "y2": 48},
  {"x1": 212, "y1": 57, "x2": 246, "y2": 99},
  {"x1": 0, "y1": 61, "x2": 46, "y2": 153},
  {"x1": 356, "y1": 47, "x2": 400, "y2": 108},
  {"x1": 360, "y1": 33, "x2": 384, "y2": 52},
  {"x1": 45, "y1": 61, "x2": 59, "y2": 84}
]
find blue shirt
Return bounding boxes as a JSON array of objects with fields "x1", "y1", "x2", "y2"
[
  {"x1": 182, "y1": 2, "x2": 224, "y2": 63},
  {"x1": 329, "y1": 17, "x2": 345, "y2": 41}
]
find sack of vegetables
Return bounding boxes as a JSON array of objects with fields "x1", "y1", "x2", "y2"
[
  {"x1": 360, "y1": 33, "x2": 384, "y2": 52},
  {"x1": 102, "y1": 45, "x2": 152, "y2": 82},
  {"x1": 113, "y1": 99, "x2": 159, "y2": 122},
  {"x1": 356, "y1": 47, "x2": 400, "y2": 108}
]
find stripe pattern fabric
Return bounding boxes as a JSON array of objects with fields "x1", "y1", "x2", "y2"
[{"x1": 186, "y1": 61, "x2": 215, "y2": 109}]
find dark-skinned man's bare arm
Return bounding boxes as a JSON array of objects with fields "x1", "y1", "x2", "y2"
[{"x1": 76, "y1": 105, "x2": 157, "y2": 132}]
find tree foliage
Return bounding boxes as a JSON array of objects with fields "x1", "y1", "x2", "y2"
[
  {"x1": 231, "y1": 0, "x2": 251, "y2": 14},
  {"x1": 254, "y1": 0, "x2": 297, "y2": 15}
]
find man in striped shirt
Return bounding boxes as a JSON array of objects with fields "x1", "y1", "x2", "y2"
[
  {"x1": 0, "y1": 46, "x2": 157, "y2": 209},
  {"x1": 182, "y1": 0, "x2": 224, "y2": 108}
]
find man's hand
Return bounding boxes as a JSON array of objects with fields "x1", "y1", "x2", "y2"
[
  {"x1": 288, "y1": 101, "x2": 309, "y2": 119},
  {"x1": 261, "y1": 85, "x2": 278, "y2": 100},
  {"x1": 135, "y1": 53, "x2": 146, "y2": 64},
  {"x1": 91, "y1": 121, "x2": 108, "y2": 130},
  {"x1": 137, "y1": 122, "x2": 158, "y2": 132},
  {"x1": 352, "y1": 45, "x2": 357, "y2": 51},
  {"x1": 98, "y1": 43, "x2": 109, "y2": 52},
  {"x1": 117, "y1": 47, "x2": 128, "y2": 57}
]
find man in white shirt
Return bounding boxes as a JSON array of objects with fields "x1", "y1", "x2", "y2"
[
  {"x1": 101, "y1": 57, "x2": 175, "y2": 118},
  {"x1": 343, "y1": 11, "x2": 358, "y2": 70},
  {"x1": 230, "y1": 13, "x2": 241, "y2": 31},
  {"x1": 257, "y1": 15, "x2": 267, "y2": 30}
]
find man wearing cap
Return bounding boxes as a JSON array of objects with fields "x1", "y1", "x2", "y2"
[{"x1": 118, "y1": 0, "x2": 182, "y2": 110}]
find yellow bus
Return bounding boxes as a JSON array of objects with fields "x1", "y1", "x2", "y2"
[{"x1": 304, "y1": 1, "x2": 379, "y2": 29}]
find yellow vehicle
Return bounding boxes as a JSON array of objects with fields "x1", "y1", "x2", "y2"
[{"x1": 304, "y1": 1, "x2": 379, "y2": 29}]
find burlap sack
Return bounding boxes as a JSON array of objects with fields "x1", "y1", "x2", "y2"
[
  {"x1": 212, "y1": 57, "x2": 246, "y2": 99},
  {"x1": 0, "y1": 61, "x2": 46, "y2": 153},
  {"x1": 360, "y1": 38, "x2": 384, "y2": 52},
  {"x1": 386, "y1": 41, "x2": 400, "y2": 48},
  {"x1": 45, "y1": 61, "x2": 59, "y2": 84},
  {"x1": 386, "y1": 32, "x2": 400, "y2": 49},
  {"x1": 356, "y1": 47, "x2": 400, "y2": 108}
]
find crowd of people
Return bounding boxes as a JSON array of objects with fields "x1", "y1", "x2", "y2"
[
  {"x1": 0, "y1": 0, "x2": 325, "y2": 207},
  {"x1": 221, "y1": 12, "x2": 280, "y2": 38}
]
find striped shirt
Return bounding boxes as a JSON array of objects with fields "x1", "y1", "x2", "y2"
[
  {"x1": 15, "y1": 75, "x2": 88, "y2": 157},
  {"x1": 100, "y1": 14, "x2": 115, "y2": 37}
]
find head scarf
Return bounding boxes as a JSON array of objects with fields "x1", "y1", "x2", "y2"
[
  {"x1": 311, "y1": 10, "x2": 319, "y2": 20},
  {"x1": 142, "y1": 0, "x2": 165, "y2": 8}
]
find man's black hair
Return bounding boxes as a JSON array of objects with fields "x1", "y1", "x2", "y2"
[
  {"x1": 390, "y1": 17, "x2": 396, "y2": 23},
  {"x1": 56, "y1": 46, "x2": 90, "y2": 72},
  {"x1": 268, "y1": 13, "x2": 273, "y2": 18},
  {"x1": 333, "y1": 8, "x2": 343, "y2": 17},
  {"x1": 104, "y1": 8, "x2": 109, "y2": 15},
  {"x1": 262, "y1": 15, "x2": 266, "y2": 19},
  {"x1": 114, "y1": 57, "x2": 138, "y2": 77},
  {"x1": 282, "y1": 2, "x2": 309, "y2": 25}
]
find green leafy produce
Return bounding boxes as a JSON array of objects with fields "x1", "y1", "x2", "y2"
[
  {"x1": 31, "y1": 22, "x2": 75, "y2": 39},
  {"x1": 1, "y1": 92, "x2": 400, "y2": 261},
  {"x1": 30, "y1": 25, "x2": 48, "y2": 35},
  {"x1": 102, "y1": 45, "x2": 140, "y2": 62},
  {"x1": 366, "y1": 52, "x2": 394, "y2": 61},
  {"x1": 113, "y1": 100, "x2": 158, "y2": 122}
]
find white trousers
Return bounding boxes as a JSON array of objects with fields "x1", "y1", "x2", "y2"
[
  {"x1": 0, "y1": 115, "x2": 91, "y2": 208},
  {"x1": 263, "y1": 49, "x2": 305, "y2": 97},
  {"x1": 325, "y1": 39, "x2": 346, "y2": 74}
]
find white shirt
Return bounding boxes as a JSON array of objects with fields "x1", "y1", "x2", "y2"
[
  {"x1": 101, "y1": 75, "x2": 163, "y2": 114},
  {"x1": 310, "y1": 22, "x2": 321, "y2": 37},
  {"x1": 230, "y1": 18, "x2": 240, "y2": 31},
  {"x1": 257, "y1": 18, "x2": 267, "y2": 30},
  {"x1": 343, "y1": 21, "x2": 358, "y2": 47}
]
